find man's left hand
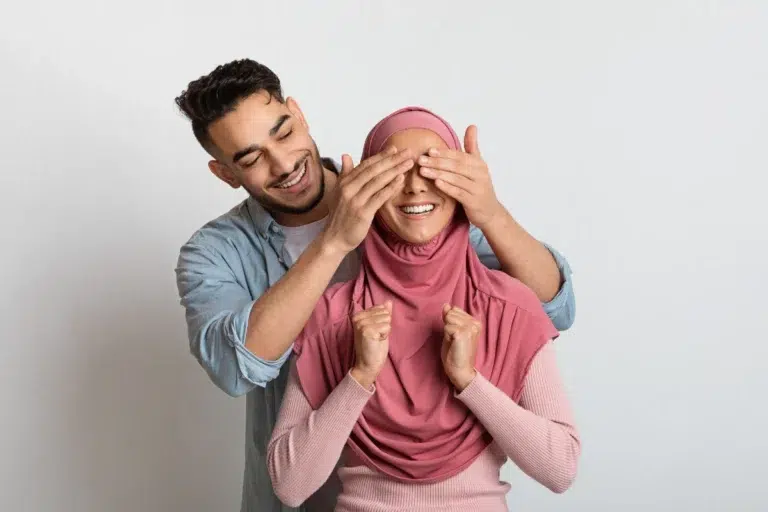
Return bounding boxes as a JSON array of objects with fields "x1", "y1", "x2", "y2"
[{"x1": 418, "y1": 125, "x2": 503, "y2": 230}]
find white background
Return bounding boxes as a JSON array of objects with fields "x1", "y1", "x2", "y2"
[{"x1": 2, "y1": 1, "x2": 767, "y2": 511}]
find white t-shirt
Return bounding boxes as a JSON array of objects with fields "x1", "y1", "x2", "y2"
[{"x1": 280, "y1": 216, "x2": 361, "y2": 286}]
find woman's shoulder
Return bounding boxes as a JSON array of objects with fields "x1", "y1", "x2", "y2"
[
  {"x1": 479, "y1": 269, "x2": 546, "y2": 315},
  {"x1": 297, "y1": 280, "x2": 356, "y2": 349},
  {"x1": 478, "y1": 269, "x2": 560, "y2": 347}
]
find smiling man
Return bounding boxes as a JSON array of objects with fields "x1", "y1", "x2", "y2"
[{"x1": 173, "y1": 58, "x2": 575, "y2": 512}]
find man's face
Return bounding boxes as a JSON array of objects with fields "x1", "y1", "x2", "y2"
[{"x1": 206, "y1": 91, "x2": 325, "y2": 218}]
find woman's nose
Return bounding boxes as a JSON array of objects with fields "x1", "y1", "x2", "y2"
[{"x1": 403, "y1": 167, "x2": 429, "y2": 194}]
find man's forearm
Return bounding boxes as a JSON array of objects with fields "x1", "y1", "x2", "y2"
[
  {"x1": 245, "y1": 235, "x2": 347, "y2": 360},
  {"x1": 481, "y1": 209, "x2": 561, "y2": 302}
]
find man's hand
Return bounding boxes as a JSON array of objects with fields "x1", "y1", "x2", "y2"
[
  {"x1": 321, "y1": 148, "x2": 413, "y2": 255},
  {"x1": 350, "y1": 301, "x2": 392, "y2": 389},
  {"x1": 418, "y1": 125, "x2": 503, "y2": 230},
  {"x1": 440, "y1": 304, "x2": 481, "y2": 391}
]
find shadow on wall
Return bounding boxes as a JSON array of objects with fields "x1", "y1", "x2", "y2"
[
  {"x1": 3, "y1": 54, "x2": 248, "y2": 512},
  {"x1": 61, "y1": 228, "x2": 245, "y2": 512}
]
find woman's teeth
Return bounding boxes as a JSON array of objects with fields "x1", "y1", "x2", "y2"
[
  {"x1": 400, "y1": 204, "x2": 435, "y2": 214},
  {"x1": 277, "y1": 163, "x2": 306, "y2": 189}
]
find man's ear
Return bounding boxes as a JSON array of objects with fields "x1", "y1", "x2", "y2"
[
  {"x1": 286, "y1": 96, "x2": 308, "y2": 129},
  {"x1": 208, "y1": 160, "x2": 241, "y2": 189}
]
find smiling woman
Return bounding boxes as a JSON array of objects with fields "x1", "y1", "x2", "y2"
[
  {"x1": 376, "y1": 128, "x2": 458, "y2": 245},
  {"x1": 266, "y1": 106, "x2": 580, "y2": 512}
]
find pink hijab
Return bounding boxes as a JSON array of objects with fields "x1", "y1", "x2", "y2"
[{"x1": 294, "y1": 106, "x2": 558, "y2": 483}]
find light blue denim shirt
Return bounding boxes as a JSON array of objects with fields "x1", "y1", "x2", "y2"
[{"x1": 176, "y1": 187, "x2": 575, "y2": 512}]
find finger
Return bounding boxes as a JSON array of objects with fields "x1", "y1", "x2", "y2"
[
  {"x1": 348, "y1": 149, "x2": 413, "y2": 191},
  {"x1": 355, "y1": 158, "x2": 413, "y2": 203},
  {"x1": 363, "y1": 318, "x2": 392, "y2": 330},
  {"x1": 383, "y1": 300, "x2": 393, "y2": 314},
  {"x1": 362, "y1": 322, "x2": 391, "y2": 340},
  {"x1": 353, "y1": 306, "x2": 390, "y2": 323},
  {"x1": 444, "y1": 324, "x2": 460, "y2": 337},
  {"x1": 356, "y1": 312, "x2": 391, "y2": 326},
  {"x1": 418, "y1": 154, "x2": 463, "y2": 174},
  {"x1": 433, "y1": 178, "x2": 468, "y2": 203},
  {"x1": 340, "y1": 147, "x2": 398, "y2": 190},
  {"x1": 464, "y1": 125, "x2": 481, "y2": 156},
  {"x1": 442, "y1": 303, "x2": 452, "y2": 317},
  {"x1": 444, "y1": 310, "x2": 464, "y2": 326},
  {"x1": 364, "y1": 173, "x2": 407, "y2": 213},
  {"x1": 355, "y1": 309, "x2": 391, "y2": 324},
  {"x1": 340, "y1": 154, "x2": 354, "y2": 175},
  {"x1": 445, "y1": 308, "x2": 474, "y2": 324},
  {"x1": 450, "y1": 305, "x2": 474, "y2": 320},
  {"x1": 353, "y1": 146, "x2": 398, "y2": 176},
  {"x1": 419, "y1": 169, "x2": 476, "y2": 192},
  {"x1": 447, "y1": 308, "x2": 481, "y2": 333},
  {"x1": 419, "y1": 154, "x2": 475, "y2": 180},
  {"x1": 427, "y1": 147, "x2": 473, "y2": 163}
]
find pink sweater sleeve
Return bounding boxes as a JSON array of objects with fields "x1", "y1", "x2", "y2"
[
  {"x1": 267, "y1": 358, "x2": 374, "y2": 508},
  {"x1": 456, "y1": 341, "x2": 581, "y2": 493}
]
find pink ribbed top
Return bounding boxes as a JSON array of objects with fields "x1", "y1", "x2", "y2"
[{"x1": 267, "y1": 342, "x2": 580, "y2": 511}]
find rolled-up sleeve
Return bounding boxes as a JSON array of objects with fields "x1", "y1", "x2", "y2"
[
  {"x1": 539, "y1": 243, "x2": 575, "y2": 332},
  {"x1": 469, "y1": 225, "x2": 576, "y2": 331},
  {"x1": 175, "y1": 242, "x2": 292, "y2": 397}
]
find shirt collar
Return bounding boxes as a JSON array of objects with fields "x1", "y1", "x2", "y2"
[{"x1": 246, "y1": 196, "x2": 280, "y2": 238}]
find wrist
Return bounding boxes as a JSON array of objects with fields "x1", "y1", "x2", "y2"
[
  {"x1": 350, "y1": 366, "x2": 377, "y2": 390},
  {"x1": 450, "y1": 368, "x2": 477, "y2": 392},
  {"x1": 475, "y1": 201, "x2": 509, "y2": 232},
  {"x1": 317, "y1": 230, "x2": 350, "y2": 261}
]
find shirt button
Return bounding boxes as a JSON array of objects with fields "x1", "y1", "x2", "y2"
[
  {"x1": 278, "y1": 257, "x2": 284, "y2": 264},
  {"x1": 271, "y1": 225, "x2": 279, "y2": 233}
]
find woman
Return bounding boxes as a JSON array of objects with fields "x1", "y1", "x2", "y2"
[{"x1": 267, "y1": 107, "x2": 580, "y2": 511}]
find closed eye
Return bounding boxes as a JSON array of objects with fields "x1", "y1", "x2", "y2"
[
  {"x1": 278, "y1": 129, "x2": 293, "y2": 141},
  {"x1": 243, "y1": 154, "x2": 261, "y2": 167}
]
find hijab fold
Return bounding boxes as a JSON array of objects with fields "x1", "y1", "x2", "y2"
[{"x1": 294, "y1": 106, "x2": 558, "y2": 483}]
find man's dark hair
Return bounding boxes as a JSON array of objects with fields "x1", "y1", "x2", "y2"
[{"x1": 175, "y1": 58, "x2": 284, "y2": 153}]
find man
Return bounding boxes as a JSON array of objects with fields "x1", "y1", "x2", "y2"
[{"x1": 174, "y1": 58, "x2": 575, "y2": 512}]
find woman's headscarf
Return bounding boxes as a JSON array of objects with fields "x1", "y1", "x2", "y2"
[{"x1": 294, "y1": 106, "x2": 558, "y2": 483}]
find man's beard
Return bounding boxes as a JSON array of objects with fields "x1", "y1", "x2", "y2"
[{"x1": 246, "y1": 143, "x2": 326, "y2": 216}]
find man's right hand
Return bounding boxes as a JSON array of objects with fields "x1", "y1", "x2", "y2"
[
  {"x1": 321, "y1": 147, "x2": 414, "y2": 255},
  {"x1": 350, "y1": 301, "x2": 392, "y2": 389}
]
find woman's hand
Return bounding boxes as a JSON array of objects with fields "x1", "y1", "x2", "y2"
[
  {"x1": 350, "y1": 301, "x2": 392, "y2": 389},
  {"x1": 440, "y1": 304, "x2": 481, "y2": 391}
]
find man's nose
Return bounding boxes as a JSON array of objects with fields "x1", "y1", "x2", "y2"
[{"x1": 269, "y1": 147, "x2": 296, "y2": 177}]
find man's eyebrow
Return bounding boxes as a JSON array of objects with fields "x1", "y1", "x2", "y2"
[
  {"x1": 270, "y1": 114, "x2": 290, "y2": 136},
  {"x1": 233, "y1": 144, "x2": 260, "y2": 164},
  {"x1": 231, "y1": 115, "x2": 291, "y2": 164}
]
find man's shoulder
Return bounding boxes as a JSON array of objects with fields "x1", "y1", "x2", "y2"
[{"x1": 179, "y1": 199, "x2": 263, "y2": 262}]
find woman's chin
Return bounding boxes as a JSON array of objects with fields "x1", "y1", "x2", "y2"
[{"x1": 396, "y1": 229, "x2": 440, "y2": 245}]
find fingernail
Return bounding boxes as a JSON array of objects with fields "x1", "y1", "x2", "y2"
[
  {"x1": 420, "y1": 168, "x2": 435, "y2": 177},
  {"x1": 429, "y1": 148, "x2": 439, "y2": 156},
  {"x1": 389, "y1": 146, "x2": 398, "y2": 154},
  {"x1": 418, "y1": 156, "x2": 429, "y2": 164}
]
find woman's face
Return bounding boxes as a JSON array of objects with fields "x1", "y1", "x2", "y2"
[{"x1": 377, "y1": 128, "x2": 457, "y2": 244}]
